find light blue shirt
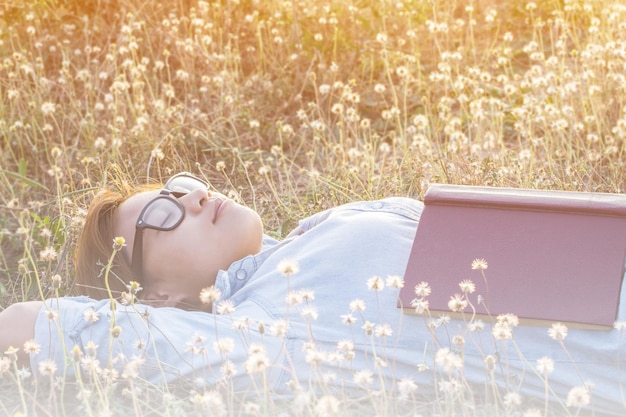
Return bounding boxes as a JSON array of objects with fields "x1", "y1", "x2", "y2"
[{"x1": 33, "y1": 198, "x2": 626, "y2": 415}]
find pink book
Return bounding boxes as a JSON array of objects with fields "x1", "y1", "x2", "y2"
[{"x1": 400, "y1": 184, "x2": 626, "y2": 328}]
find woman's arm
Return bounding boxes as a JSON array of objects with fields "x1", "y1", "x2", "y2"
[{"x1": 0, "y1": 301, "x2": 42, "y2": 366}]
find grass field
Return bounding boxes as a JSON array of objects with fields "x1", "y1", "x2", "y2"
[{"x1": 1, "y1": 0, "x2": 625, "y2": 415}]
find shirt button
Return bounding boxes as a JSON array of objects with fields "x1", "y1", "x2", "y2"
[{"x1": 235, "y1": 269, "x2": 247, "y2": 280}]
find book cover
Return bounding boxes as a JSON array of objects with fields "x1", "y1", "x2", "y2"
[{"x1": 400, "y1": 184, "x2": 626, "y2": 328}]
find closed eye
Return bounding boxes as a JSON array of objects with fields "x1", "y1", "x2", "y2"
[{"x1": 160, "y1": 212, "x2": 174, "y2": 228}]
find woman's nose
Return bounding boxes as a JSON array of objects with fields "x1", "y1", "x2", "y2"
[{"x1": 180, "y1": 188, "x2": 211, "y2": 214}]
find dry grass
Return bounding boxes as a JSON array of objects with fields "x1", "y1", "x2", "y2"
[{"x1": 1, "y1": 0, "x2": 625, "y2": 415}]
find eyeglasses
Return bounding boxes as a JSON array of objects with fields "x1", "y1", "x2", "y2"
[{"x1": 130, "y1": 172, "x2": 209, "y2": 278}]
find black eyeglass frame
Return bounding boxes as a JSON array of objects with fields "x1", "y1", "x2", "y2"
[{"x1": 130, "y1": 172, "x2": 208, "y2": 279}]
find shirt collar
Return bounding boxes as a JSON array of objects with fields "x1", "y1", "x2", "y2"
[{"x1": 215, "y1": 235, "x2": 284, "y2": 299}]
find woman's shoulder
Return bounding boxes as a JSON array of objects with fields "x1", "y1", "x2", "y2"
[
  {"x1": 286, "y1": 197, "x2": 423, "y2": 237},
  {"x1": 42, "y1": 295, "x2": 105, "y2": 311},
  {"x1": 332, "y1": 197, "x2": 424, "y2": 219}
]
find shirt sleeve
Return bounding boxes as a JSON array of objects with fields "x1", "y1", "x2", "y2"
[{"x1": 32, "y1": 296, "x2": 283, "y2": 388}]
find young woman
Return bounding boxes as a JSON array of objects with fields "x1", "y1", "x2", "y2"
[{"x1": 1, "y1": 172, "x2": 624, "y2": 415}]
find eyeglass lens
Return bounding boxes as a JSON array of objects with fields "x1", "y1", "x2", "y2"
[
  {"x1": 140, "y1": 175, "x2": 207, "y2": 229},
  {"x1": 141, "y1": 197, "x2": 183, "y2": 229},
  {"x1": 166, "y1": 175, "x2": 208, "y2": 194}
]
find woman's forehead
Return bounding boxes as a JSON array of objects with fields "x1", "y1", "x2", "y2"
[{"x1": 121, "y1": 190, "x2": 159, "y2": 218}]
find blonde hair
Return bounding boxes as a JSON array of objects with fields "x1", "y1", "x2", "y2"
[{"x1": 74, "y1": 180, "x2": 158, "y2": 299}]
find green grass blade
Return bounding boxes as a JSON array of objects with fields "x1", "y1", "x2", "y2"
[{"x1": 0, "y1": 168, "x2": 49, "y2": 191}]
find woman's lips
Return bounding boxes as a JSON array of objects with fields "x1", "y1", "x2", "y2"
[{"x1": 213, "y1": 198, "x2": 228, "y2": 223}]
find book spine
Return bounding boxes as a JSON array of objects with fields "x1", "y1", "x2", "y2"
[{"x1": 425, "y1": 184, "x2": 626, "y2": 217}]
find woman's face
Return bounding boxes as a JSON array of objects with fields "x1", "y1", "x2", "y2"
[{"x1": 114, "y1": 188, "x2": 263, "y2": 308}]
